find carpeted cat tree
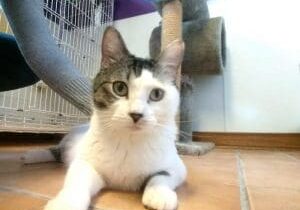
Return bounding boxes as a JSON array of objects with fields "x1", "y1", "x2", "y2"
[{"x1": 150, "y1": 0, "x2": 226, "y2": 155}]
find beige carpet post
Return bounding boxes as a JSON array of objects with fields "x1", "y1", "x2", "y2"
[
  {"x1": 161, "y1": 0, "x2": 182, "y2": 142},
  {"x1": 152, "y1": 0, "x2": 216, "y2": 155},
  {"x1": 161, "y1": 0, "x2": 182, "y2": 88}
]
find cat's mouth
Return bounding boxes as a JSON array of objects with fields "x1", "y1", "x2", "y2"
[{"x1": 127, "y1": 123, "x2": 143, "y2": 131}]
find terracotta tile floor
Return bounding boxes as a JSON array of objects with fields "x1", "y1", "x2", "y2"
[{"x1": 0, "y1": 147, "x2": 299, "y2": 210}]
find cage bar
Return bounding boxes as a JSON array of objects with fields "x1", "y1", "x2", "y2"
[{"x1": 0, "y1": 0, "x2": 114, "y2": 133}]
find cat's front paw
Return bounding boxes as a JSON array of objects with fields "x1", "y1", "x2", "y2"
[
  {"x1": 44, "y1": 193, "x2": 88, "y2": 210},
  {"x1": 142, "y1": 186, "x2": 178, "y2": 210},
  {"x1": 44, "y1": 197, "x2": 72, "y2": 210}
]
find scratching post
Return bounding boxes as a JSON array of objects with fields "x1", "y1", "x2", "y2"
[
  {"x1": 151, "y1": 0, "x2": 227, "y2": 155},
  {"x1": 160, "y1": 0, "x2": 191, "y2": 154},
  {"x1": 161, "y1": 0, "x2": 182, "y2": 87}
]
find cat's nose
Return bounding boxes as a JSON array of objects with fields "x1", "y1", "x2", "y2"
[{"x1": 129, "y1": 112, "x2": 143, "y2": 123}]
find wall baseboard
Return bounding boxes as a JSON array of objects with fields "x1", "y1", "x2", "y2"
[
  {"x1": 0, "y1": 132, "x2": 299, "y2": 149},
  {"x1": 0, "y1": 132, "x2": 62, "y2": 146},
  {"x1": 193, "y1": 132, "x2": 300, "y2": 149}
]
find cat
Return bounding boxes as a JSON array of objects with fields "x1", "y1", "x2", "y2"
[{"x1": 35, "y1": 26, "x2": 186, "y2": 210}]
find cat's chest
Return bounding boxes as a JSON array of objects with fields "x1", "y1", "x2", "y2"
[
  {"x1": 99, "y1": 149, "x2": 154, "y2": 190},
  {"x1": 81, "y1": 137, "x2": 169, "y2": 190},
  {"x1": 95, "y1": 140, "x2": 165, "y2": 171}
]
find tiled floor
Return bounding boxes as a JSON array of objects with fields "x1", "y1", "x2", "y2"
[{"x1": 0, "y1": 147, "x2": 299, "y2": 210}]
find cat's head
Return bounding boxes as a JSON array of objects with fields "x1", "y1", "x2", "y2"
[{"x1": 93, "y1": 27, "x2": 184, "y2": 133}]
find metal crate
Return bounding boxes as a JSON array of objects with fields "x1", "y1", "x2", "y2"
[{"x1": 0, "y1": 0, "x2": 114, "y2": 132}]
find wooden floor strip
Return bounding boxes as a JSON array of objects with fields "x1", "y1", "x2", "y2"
[{"x1": 193, "y1": 132, "x2": 300, "y2": 149}]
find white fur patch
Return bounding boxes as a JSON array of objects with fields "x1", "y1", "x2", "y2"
[{"x1": 143, "y1": 185, "x2": 178, "y2": 210}]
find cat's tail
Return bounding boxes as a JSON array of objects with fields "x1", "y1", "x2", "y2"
[
  {"x1": 22, "y1": 123, "x2": 89, "y2": 164},
  {"x1": 22, "y1": 146, "x2": 62, "y2": 164},
  {"x1": 0, "y1": 147, "x2": 61, "y2": 174}
]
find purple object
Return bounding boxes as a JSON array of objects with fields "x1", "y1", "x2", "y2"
[{"x1": 114, "y1": 0, "x2": 157, "y2": 20}]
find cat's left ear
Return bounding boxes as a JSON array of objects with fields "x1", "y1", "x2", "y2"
[
  {"x1": 156, "y1": 40, "x2": 185, "y2": 82},
  {"x1": 101, "y1": 26, "x2": 129, "y2": 68}
]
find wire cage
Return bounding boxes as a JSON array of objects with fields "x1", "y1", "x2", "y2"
[{"x1": 0, "y1": 0, "x2": 114, "y2": 133}]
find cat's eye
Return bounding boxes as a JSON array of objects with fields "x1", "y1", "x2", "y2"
[
  {"x1": 112, "y1": 81, "x2": 128, "y2": 97},
  {"x1": 149, "y1": 88, "x2": 164, "y2": 102}
]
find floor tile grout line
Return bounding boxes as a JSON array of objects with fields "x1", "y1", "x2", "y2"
[
  {"x1": 281, "y1": 152, "x2": 300, "y2": 162},
  {"x1": 0, "y1": 185, "x2": 123, "y2": 210},
  {"x1": 0, "y1": 185, "x2": 51, "y2": 200},
  {"x1": 236, "y1": 150, "x2": 251, "y2": 210},
  {"x1": 90, "y1": 207, "x2": 118, "y2": 210},
  {"x1": 89, "y1": 203, "x2": 121, "y2": 210}
]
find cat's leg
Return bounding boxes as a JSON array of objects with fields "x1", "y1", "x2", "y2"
[
  {"x1": 142, "y1": 160, "x2": 186, "y2": 210},
  {"x1": 45, "y1": 159, "x2": 105, "y2": 210}
]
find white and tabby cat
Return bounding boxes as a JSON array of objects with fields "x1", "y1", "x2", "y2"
[{"x1": 29, "y1": 27, "x2": 186, "y2": 210}]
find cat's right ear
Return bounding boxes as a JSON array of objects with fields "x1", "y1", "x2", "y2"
[{"x1": 101, "y1": 26, "x2": 129, "y2": 68}]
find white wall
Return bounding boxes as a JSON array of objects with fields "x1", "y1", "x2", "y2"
[
  {"x1": 220, "y1": 0, "x2": 300, "y2": 133},
  {"x1": 114, "y1": 0, "x2": 300, "y2": 133},
  {"x1": 114, "y1": 13, "x2": 161, "y2": 57}
]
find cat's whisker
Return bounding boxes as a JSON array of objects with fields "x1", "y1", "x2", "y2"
[
  {"x1": 113, "y1": 116, "x2": 128, "y2": 120},
  {"x1": 99, "y1": 119, "x2": 113, "y2": 123},
  {"x1": 111, "y1": 117, "x2": 128, "y2": 122},
  {"x1": 100, "y1": 121, "x2": 114, "y2": 128},
  {"x1": 101, "y1": 124, "x2": 113, "y2": 129},
  {"x1": 152, "y1": 122, "x2": 193, "y2": 138},
  {"x1": 101, "y1": 121, "x2": 112, "y2": 125}
]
